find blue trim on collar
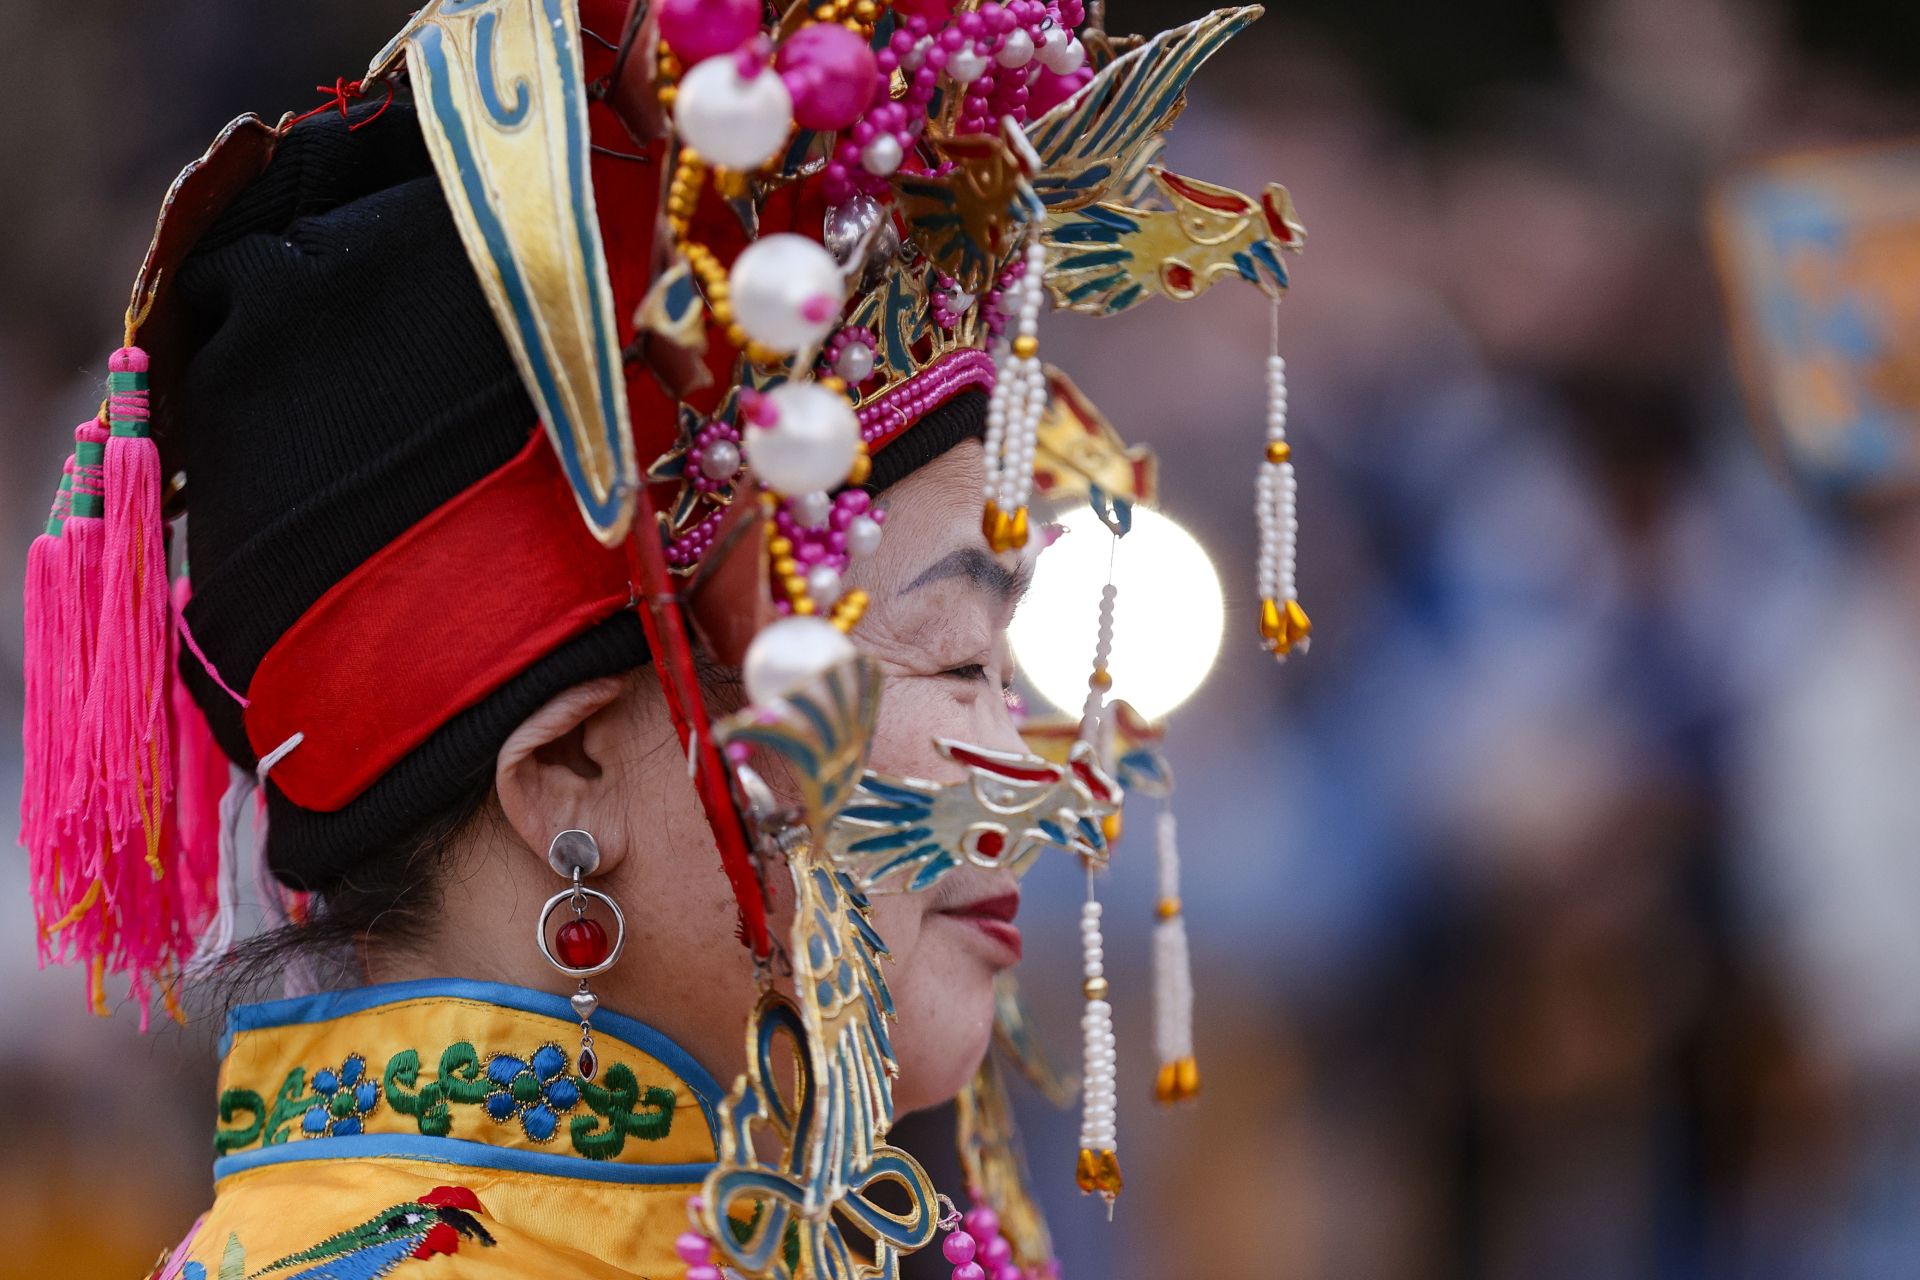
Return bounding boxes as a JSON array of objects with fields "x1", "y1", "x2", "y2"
[
  {"x1": 221, "y1": 978, "x2": 725, "y2": 1138},
  {"x1": 213, "y1": 1132, "x2": 717, "y2": 1187}
]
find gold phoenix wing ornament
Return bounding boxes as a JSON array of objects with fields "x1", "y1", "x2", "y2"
[
  {"x1": 369, "y1": 0, "x2": 638, "y2": 545},
  {"x1": 1044, "y1": 167, "x2": 1305, "y2": 316},
  {"x1": 706, "y1": 660, "x2": 938, "y2": 1279},
  {"x1": 893, "y1": 6, "x2": 1266, "y2": 290},
  {"x1": 700, "y1": 860, "x2": 939, "y2": 1280},
  {"x1": 826, "y1": 739, "x2": 1123, "y2": 894}
]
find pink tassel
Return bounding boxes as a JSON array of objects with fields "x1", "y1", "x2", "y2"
[
  {"x1": 20, "y1": 465, "x2": 73, "y2": 966},
  {"x1": 44, "y1": 423, "x2": 110, "y2": 974},
  {"x1": 84, "y1": 346, "x2": 172, "y2": 872},
  {"x1": 171, "y1": 576, "x2": 227, "y2": 938}
]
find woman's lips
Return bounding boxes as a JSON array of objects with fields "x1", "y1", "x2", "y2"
[{"x1": 939, "y1": 891, "x2": 1023, "y2": 962}]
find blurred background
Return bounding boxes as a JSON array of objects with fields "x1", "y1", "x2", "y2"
[{"x1": 4, "y1": 0, "x2": 1920, "y2": 1276}]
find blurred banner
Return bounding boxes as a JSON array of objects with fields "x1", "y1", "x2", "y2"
[{"x1": 1714, "y1": 139, "x2": 1920, "y2": 504}]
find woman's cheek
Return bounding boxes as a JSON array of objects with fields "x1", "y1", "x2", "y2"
[{"x1": 869, "y1": 678, "x2": 973, "y2": 777}]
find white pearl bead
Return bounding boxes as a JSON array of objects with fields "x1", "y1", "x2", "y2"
[
  {"x1": 1041, "y1": 35, "x2": 1085, "y2": 74},
  {"x1": 746, "y1": 382, "x2": 860, "y2": 494},
  {"x1": 674, "y1": 56, "x2": 793, "y2": 171},
  {"x1": 806, "y1": 564, "x2": 844, "y2": 607},
  {"x1": 861, "y1": 134, "x2": 903, "y2": 176},
  {"x1": 996, "y1": 28, "x2": 1035, "y2": 67},
  {"x1": 699, "y1": 439, "x2": 741, "y2": 480},
  {"x1": 833, "y1": 340, "x2": 875, "y2": 383},
  {"x1": 846, "y1": 514, "x2": 883, "y2": 558},
  {"x1": 730, "y1": 234, "x2": 844, "y2": 354},
  {"x1": 949, "y1": 46, "x2": 988, "y2": 82},
  {"x1": 743, "y1": 616, "x2": 856, "y2": 705},
  {"x1": 790, "y1": 489, "x2": 833, "y2": 528}
]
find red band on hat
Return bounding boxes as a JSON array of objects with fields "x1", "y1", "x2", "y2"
[{"x1": 244, "y1": 432, "x2": 632, "y2": 812}]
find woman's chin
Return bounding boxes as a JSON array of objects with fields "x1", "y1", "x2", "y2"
[{"x1": 889, "y1": 982, "x2": 997, "y2": 1114}]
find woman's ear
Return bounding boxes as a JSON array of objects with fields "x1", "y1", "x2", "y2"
[{"x1": 496, "y1": 676, "x2": 631, "y2": 871}]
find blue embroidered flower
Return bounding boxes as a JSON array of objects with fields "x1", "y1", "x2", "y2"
[
  {"x1": 481, "y1": 1044, "x2": 580, "y2": 1142},
  {"x1": 302, "y1": 1053, "x2": 380, "y2": 1137}
]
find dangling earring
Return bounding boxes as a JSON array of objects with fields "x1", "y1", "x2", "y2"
[{"x1": 536, "y1": 829, "x2": 625, "y2": 1082}]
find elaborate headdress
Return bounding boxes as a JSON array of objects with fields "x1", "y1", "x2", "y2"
[{"x1": 17, "y1": 0, "x2": 1305, "y2": 1271}]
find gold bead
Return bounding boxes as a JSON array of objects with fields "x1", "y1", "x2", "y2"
[
  {"x1": 1100, "y1": 811, "x2": 1123, "y2": 844},
  {"x1": 819, "y1": 375, "x2": 847, "y2": 394},
  {"x1": 774, "y1": 557, "x2": 799, "y2": 578},
  {"x1": 1259, "y1": 596, "x2": 1283, "y2": 644},
  {"x1": 1012, "y1": 334, "x2": 1039, "y2": 358},
  {"x1": 1008, "y1": 504, "x2": 1029, "y2": 548},
  {"x1": 726, "y1": 323, "x2": 748, "y2": 347},
  {"x1": 846, "y1": 451, "x2": 871, "y2": 487},
  {"x1": 782, "y1": 574, "x2": 807, "y2": 599},
  {"x1": 1075, "y1": 1148, "x2": 1123, "y2": 1196},
  {"x1": 1266, "y1": 440, "x2": 1291, "y2": 464},
  {"x1": 980, "y1": 499, "x2": 1002, "y2": 547},
  {"x1": 1155, "y1": 897, "x2": 1181, "y2": 920},
  {"x1": 1284, "y1": 599, "x2": 1313, "y2": 644},
  {"x1": 768, "y1": 535, "x2": 793, "y2": 556},
  {"x1": 1082, "y1": 976, "x2": 1109, "y2": 1000},
  {"x1": 1089, "y1": 668, "x2": 1112, "y2": 690}
]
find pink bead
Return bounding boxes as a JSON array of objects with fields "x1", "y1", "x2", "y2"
[
  {"x1": 952, "y1": 1266, "x2": 986, "y2": 1280},
  {"x1": 675, "y1": 1232, "x2": 713, "y2": 1265},
  {"x1": 995, "y1": 1268, "x2": 1025, "y2": 1280},
  {"x1": 685, "y1": 1268, "x2": 724, "y2": 1280},
  {"x1": 944, "y1": 1232, "x2": 978, "y2": 1264},
  {"x1": 777, "y1": 24, "x2": 879, "y2": 131},
  {"x1": 658, "y1": 0, "x2": 763, "y2": 65},
  {"x1": 980, "y1": 1234, "x2": 1012, "y2": 1269},
  {"x1": 963, "y1": 1207, "x2": 1000, "y2": 1241}
]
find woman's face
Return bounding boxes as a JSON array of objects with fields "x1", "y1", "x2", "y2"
[
  {"x1": 492, "y1": 439, "x2": 1033, "y2": 1115},
  {"x1": 836, "y1": 438, "x2": 1034, "y2": 1110}
]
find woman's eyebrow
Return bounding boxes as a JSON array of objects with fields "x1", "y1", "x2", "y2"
[{"x1": 901, "y1": 547, "x2": 1032, "y2": 603}]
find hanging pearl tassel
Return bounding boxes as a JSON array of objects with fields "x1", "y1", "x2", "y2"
[
  {"x1": 1078, "y1": 581, "x2": 1116, "y2": 741},
  {"x1": 1076, "y1": 891, "x2": 1122, "y2": 1206},
  {"x1": 982, "y1": 234, "x2": 1047, "y2": 552},
  {"x1": 1256, "y1": 299, "x2": 1309, "y2": 660},
  {"x1": 1151, "y1": 808, "x2": 1198, "y2": 1103}
]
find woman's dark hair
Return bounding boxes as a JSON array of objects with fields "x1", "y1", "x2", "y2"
[{"x1": 207, "y1": 767, "x2": 499, "y2": 1010}]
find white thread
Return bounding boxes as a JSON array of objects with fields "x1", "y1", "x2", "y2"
[
  {"x1": 187, "y1": 763, "x2": 256, "y2": 977},
  {"x1": 255, "y1": 731, "x2": 305, "y2": 786}
]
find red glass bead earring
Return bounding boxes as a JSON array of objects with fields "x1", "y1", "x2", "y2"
[{"x1": 537, "y1": 829, "x2": 626, "y2": 1081}]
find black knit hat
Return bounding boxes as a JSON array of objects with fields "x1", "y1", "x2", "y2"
[{"x1": 172, "y1": 101, "x2": 981, "y2": 892}]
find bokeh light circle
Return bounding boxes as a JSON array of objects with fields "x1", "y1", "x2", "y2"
[{"x1": 1009, "y1": 505, "x2": 1225, "y2": 721}]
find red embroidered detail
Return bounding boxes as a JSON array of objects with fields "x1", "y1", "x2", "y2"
[
  {"x1": 419, "y1": 1187, "x2": 484, "y2": 1212},
  {"x1": 242, "y1": 433, "x2": 631, "y2": 811},
  {"x1": 411, "y1": 1222, "x2": 460, "y2": 1260}
]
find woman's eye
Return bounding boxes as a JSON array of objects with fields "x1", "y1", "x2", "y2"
[{"x1": 940, "y1": 663, "x2": 990, "y2": 683}]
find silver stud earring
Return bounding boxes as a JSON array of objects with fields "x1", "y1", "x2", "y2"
[{"x1": 537, "y1": 829, "x2": 626, "y2": 1081}]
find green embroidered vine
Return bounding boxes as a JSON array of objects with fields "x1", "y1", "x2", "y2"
[
  {"x1": 572, "y1": 1063, "x2": 678, "y2": 1159},
  {"x1": 219, "y1": 1041, "x2": 678, "y2": 1161}
]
